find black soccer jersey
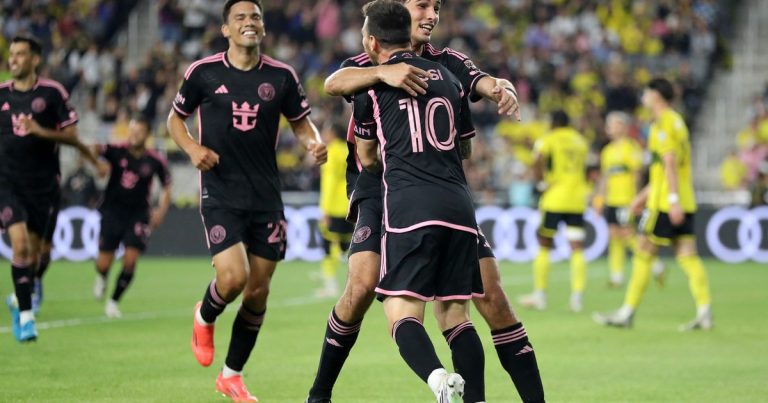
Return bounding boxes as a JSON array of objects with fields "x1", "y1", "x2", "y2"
[
  {"x1": 353, "y1": 51, "x2": 477, "y2": 234},
  {"x1": 99, "y1": 144, "x2": 171, "y2": 213},
  {"x1": 172, "y1": 52, "x2": 311, "y2": 211},
  {"x1": 0, "y1": 78, "x2": 78, "y2": 192}
]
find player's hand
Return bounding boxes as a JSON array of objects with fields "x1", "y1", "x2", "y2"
[
  {"x1": 668, "y1": 202, "x2": 684, "y2": 226},
  {"x1": 188, "y1": 144, "x2": 220, "y2": 171},
  {"x1": 149, "y1": 210, "x2": 165, "y2": 230},
  {"x1": 491, "y1": 84, "x2": 521, "y2": 121},
  {"x1": 308, "y1": 141, "x2": 327, "y2": 166},
  {"x1": 96, "y1": 160, "x2": 111, "y2": 178},
  {"x1": 18, "y1": 116, "x2": 43, "y2": 136},
  {"x1": 629, "y1": 196, "x2": 645, "y2": 216},
  {"x1": 377, "y1": 63, "x2": 428, "y2": 97}
]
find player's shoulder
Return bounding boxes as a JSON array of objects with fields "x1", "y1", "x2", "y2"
[
  {"x1": 423, "y1": 43, "x2": 472, "y2": 62},
  {"x1": 0, "y1": 80, "x2": 13, "y2": 94},
  {"x1": 182, "y1": 52, "x2": 228, "y2": 80},
  {"x1": 342, "y1": 52, "x2": 373, "y2": 68},
  {"x1": 259, "y1": 54, "x2": 301, "y2": 82},
  {"x1": 146, "y1": 148, "x2": 169, "y2": 165},
  {"x1": 35, "y1": 77, "x2": 70, "y2": 100}
]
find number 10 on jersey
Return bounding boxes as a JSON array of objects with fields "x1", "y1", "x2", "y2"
[{"x1": 398, "y1": 97, "x2": 456, "y2": 153}]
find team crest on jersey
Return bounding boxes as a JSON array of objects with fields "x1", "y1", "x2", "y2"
[
  {"x1": 352, "y1": 226, "x2": 372, "y2": 243},
  {"x1": 209, "y1": 225, "x2": 226, "y2": 244},
  {"x1": 232, "y1": 101, "x2": 260, "y2": 132},
  {"x1": 140, "y1": 163, "x2": 152, "y2": 177},
  {"x1": 31, "y1": 97, "x2": 46, "y2": 113},
  {"x1": 258, "y1": 83, "x2": 275, "y2": 101}
]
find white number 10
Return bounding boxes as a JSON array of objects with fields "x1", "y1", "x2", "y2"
[{"x1": 398, "y1": 97, "x2": 456, "y2": 153}]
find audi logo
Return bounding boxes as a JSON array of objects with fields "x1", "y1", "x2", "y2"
[{"x1": 706, "y1": 206, "x2": 768, "y2": 263}]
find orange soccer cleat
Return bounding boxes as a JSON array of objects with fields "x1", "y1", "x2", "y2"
[
  {"x1": 191, "y1": 301, "x2": 215, "y2": 366},
  {"x1": 216, "y1": 373, "x2": 259, "y2": 402}
]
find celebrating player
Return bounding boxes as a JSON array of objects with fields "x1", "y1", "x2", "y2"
[
  {"x1": 1, "y1": 35, "x2": 96, "y2": 342},
  {"x1": 167, "y1": 1, "x2": 327, "y2": 401},
  {"x1": 594, "y1": 78, "x2": 713, "y2": 330},
  {"x1": 518, "y1": 110, "x2": 589, "y2": 312},
  {"x1": 353, "y1": 1, "x2": 484, "y2": 401},
  {"x1": 92, "y1": 115, "x2": 172, "y2": 319},
  {"x1": 307, "y1": 1, "x2": 544, "y2": 402}
]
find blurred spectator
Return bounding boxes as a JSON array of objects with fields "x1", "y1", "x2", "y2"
[
  {"x1": 62, "y1": 157, "x2": 100, "y2": 208},
  {"x1": 720, "y1": 150, "x2": 747, "y2": 190}
]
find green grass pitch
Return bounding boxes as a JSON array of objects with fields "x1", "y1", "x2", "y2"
[{"x1": 1, "y1": 258, "x2": 766, "y2": 402}]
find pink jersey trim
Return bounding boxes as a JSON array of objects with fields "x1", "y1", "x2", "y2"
[
  {"x1": 379, "y1": 232, "x2": 388, "y2": 281},
  {"x1": 184, "y1": 53, "x2": 225, "y2": 80},
  {"x1": 351, "y1": 52, "x2": 371, "y2": 65},
  {"x1": 261, "y1": 55, "x2": 301, "y2": 85},
  {"x1": 172, "y1": 103, "x2": 191, "y2": 117},
  {"x1": 285, "y1": 108, "x2": 311, "y2": 122},
  {"x1": 436, "y1": 292, "x2": 485, "y2": 301},
  {"x1": 460, "y1": 130, "x2": 476, "y2": 139},
  {"x1": 197, "y1": 108, "x2": 208, "y2": 249},
  {"x1": 0, "y1": 80, "x2": 12, "y2": 89},
  {"x1": 376, "y1": 288, "x2": 433, "y2": 302},
  {"x1": 37, "y1": 78, "x2": 70, "y2": 100},
  {"x1": 386, "y1": 220, "x2": 478, "y2": 235}
]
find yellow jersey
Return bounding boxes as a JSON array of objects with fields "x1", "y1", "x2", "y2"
[
  {"x1": 647, "y1": 109, "x2": 696, "y2": 213},
  {"x1": 534, "y1": 127, "x2": 589, "y2": 213},
  {"x1": 319, "y1": 138, "x2": 349, "y2": 218},
  {"x1": 601, "y1": 137, "x2": 643, "y2": 207}
]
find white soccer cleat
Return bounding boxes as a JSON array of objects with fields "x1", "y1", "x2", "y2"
[
  {"x1": 679, "y1": 311, "x2": 713, "y2": 332},
  {"x1": 569, "y1": 293, "x2": 583, "y2": 313},
  {"x1": 93, "y1": 275, "x2": 106, "y2": 300},
  {"x1": 434, "y1": 372, "x2": 465, "y2": 403},
  {"x1": 518, "y1": 292, "x2": 547, "y2": 310},
  {"x1": 593, "y1": 310, "x2": 633, "y2": 328},
  {"x1": 105, "y1": 299, "x2": 122, "y2": 318}
]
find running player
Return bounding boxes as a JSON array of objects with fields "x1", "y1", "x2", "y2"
[
  {"x1": 597, "y1": 111, "x2": 643, "y2": 287},
  {"x1": 594, "y1": 78, "x2": 713, "y2": 331},
  {"x1": 307, "y1": 1, "x2": 544, "y2": 402},
  {"x1": 167, "y1": 1, "x2": 327, "y2": 401},
  {"x1": 0, "y1": 35, "x2": 94, "y2": 341},
  {"x1": 353, "y1": 2, "x2": 484, "y2": 401},
  {"x1": 91, "y1": 115, "x2": 171, "y2": 319},
  {"x1": 518, "y1": 110, "x2": 589, "y2": 312}
]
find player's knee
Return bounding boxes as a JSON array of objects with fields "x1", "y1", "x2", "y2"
[
  {"x1": 347, "y1": 280, "x2": 376, "y2": 308},
  {"x1": 242, "y1": 283, "x2": 270, "y2": 304},
  {"x1": 11, "y1": 242, "x2": 31, "y2": 262},
  {"x1": 475, "y1": 283, "x2": 516, "y2": 326},
  {"x1": 217, "y1": 270, "x2": 248, "y2": 296}
]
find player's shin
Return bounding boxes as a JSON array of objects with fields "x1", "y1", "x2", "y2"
[
  {"x1": 224, "y1": 305, "x2": 266, "y2": 375},
  {"x1": 199, "y1": 279, "x2": 228, "y2": 323},
  {"x1": 308, "y1": 308, "x2": 363, "y2": 400},
  {"x1": 392, "y1": 316, "x2": 444, "y2": 383},
  {"x1": 11, "y1": 259, "x2": 34, "y2": 320},
  {"x1": 442, "y1": 321, "x2": 485, "y2": 403},
  {"x1": 676, "y1": 254, "x2": 711, "y2": 312},
  {"x1": 491, "y1": 323, "x2": 545, "y2": 403},
  {"x1": 623, "y1": 250, "x2": 654, "y2": 311}
]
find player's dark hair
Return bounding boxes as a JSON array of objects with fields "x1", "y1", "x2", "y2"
[
  {"x1": 11, "y1": 35, "x2": 42, "y2": 56},
  {"x1": 395, "y1": 0, "x2": 446, "y2": 6},
  {"x1": 222, "y1": 0, "x2": 263, "y2": 23},
  {"x1": 647, "y1": 77, "x2": 675, "y2": 102},
  {"x1": 130, "y1": 114, "x2": 153, "y2": 130},
  {"x1": 551, "y1": 110, "x2": 570, "y2": 128},
  {"x1": 363, "y1": 0, "x2": 412, "y2": 48}
]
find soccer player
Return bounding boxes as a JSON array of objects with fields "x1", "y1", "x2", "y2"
[
  {"x1": 0, "y1": 35, "x2": 95, "y2": 341},
  {"x1": 166, "y1": 1, "x2": 327, "y2": 401},
  {"x1": 597, "y1": 111, "x2": 643, "y2": 287},
  {"x1": 353, "y1": 2, "x2": 484, "y2": 401},
  {"x1": 594, "y1": 78, "x2": 713, "y2": 331},
  {"x1": 518, "y1": 110, "x2": 589, "y2": 312},
  {"x1": 307, "y1": 1, "x2": 544, "y2": 402},
  {"x1": 317, "y1": 125, "x2": 353, "y2": 297},
  {"x1": 91, "y1": 115, "x2": 172, "y2": 318}
]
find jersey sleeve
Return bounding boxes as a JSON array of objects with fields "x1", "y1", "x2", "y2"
[
  {"x1": 172, "y1": 66, "x2": 205, "y2": 118},
  {"x1": 352, "y1": 91, "x2": 376, "y2": 141},
  {"x1": 656, "y1": 115, "x2": 681, "y2": 157},
  {"x1": 440, "y1": 48, "x2": 489, "y2": 102},
  {"x1": 629, "y1": 141, "x2": 644, "y2": 171},
  {"x1": 281, "y1": 70, "x2": 312, "y2": 122},
  {"x1": 99, "y1": 144, "x2": 116, "y2": 164},
  {"x1": 155, "y1": 154, "x2": 172, "y2": 187},
  {"x1": 457, "y1": 84, "x2": 476, "y2": 140},
  {"x1": 52, "y1": 88, "x2": 78, "y2": 129}
]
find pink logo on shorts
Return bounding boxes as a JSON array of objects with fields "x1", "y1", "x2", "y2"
[
  {"x1": 209, "y1": 225, "x2": 226, "y2": 244},
  {"x1": 352, "y1": 226, "x2": 371, "y2": 244},
  {"x1": 1, "y1": 207, "x2": 13, "y2": 225},
  {"x1": 258, "y1": 83, "x2": 275, "y2": 102}
]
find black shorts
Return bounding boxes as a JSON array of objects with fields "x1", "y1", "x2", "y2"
[
  {"x1": 348, "y1": 197, "x2": 383, "y2": 256},
  {"x1": 638, "y1": 209, "x2": 695, "y2": 246},
  {"x1": 99, "y1": 210, "x2": 151, "y2": 252},
  {"x1": 0, "y1": 182, "x2": 55, "y2": 238},
  {"x1": 42, "y1": 190, "x2": 62, "y2": 243},
  {"x1": 538, "y1": 211, "x2": 584, "y2": 238},
  {"x1": 605, "y1": 205, "x2": 632, "y2": 226},
  {"x1": 376, "y1": 226, "x2": 483, "y2": 302},
  {"x1": 200, "y1": 207, "x2": 287, "y2": 261},
  {"x1": 477, "y1": 227, "x2": 495, "y2": 259}
]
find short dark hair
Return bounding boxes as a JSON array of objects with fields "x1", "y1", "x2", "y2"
[
  {"x1": 363, "y1": 0, "x2": 412, "y2": 47},
  {"x1": 647, "y1": 77, "x2": 675, "y2": 102},
  {"x1": 222, "y1": 0, "x2": 263, "y2": 23},
  {"x1": 551, "y1": 110, "x2": 570, "y2": 128},
  {"x1": 11, "y1": 35, "x2": 42, "y2": 56},
  {"x1": 130, "y1": 114, "x2": 152, "y2": 130},
  {"x1": 394, "y1": 0, "x2": 446, "y2": 6}
]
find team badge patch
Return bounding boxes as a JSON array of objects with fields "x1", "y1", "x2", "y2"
[
  {"x1": 210, "y1": 225, "x2": 227, "y2": 244},
  {"x1": 352, "y1": 226, "x2": 372, "y2": 243},
  {"x1": 258, "y1": 83, "x2": 275, "y2": 101},
  {"x1": 31, "y1": 97, "x2": 46, "y2": 113}
]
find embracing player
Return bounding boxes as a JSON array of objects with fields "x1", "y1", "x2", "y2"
[{"x1": 167, "y1": 1, "x2": 327, "y2": 401}]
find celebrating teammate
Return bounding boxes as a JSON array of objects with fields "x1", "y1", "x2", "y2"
[
  {"x1": 594, "y1": 78, "x2": 713, "y2": 331},
  {"x1": 518, "y1": 110, "x2": 589, "y2": 312},
  {"x1": 92, "y1": 115, "x2": 171, "y2": 319},
  {"x1": 307, "y1": 1, "x2": 544, "y2": 402},
  {"x1": 167, "y1": 1, "x2": 327, "y2": 401},
  {"x1": 352, "y1": 1, "x2": 484, "y2": 401},
  {"x1": 1, "y1": 35, "x2": 96, "y2": 342}
]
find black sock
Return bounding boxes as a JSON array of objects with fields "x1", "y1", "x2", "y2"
[
  {"x1": 11, "y1": 261, "x2": 33, "y2": 312},
  {"x1": 110, "y1": 267, "x2": 135, "y2": 302},
  {"x1": 392, "y1": 317, "x2": 443, "y2": 383},
  {"x1": 199, "y1": 280, "x2": 227, "y2": 323},
  {"x1": 36, "y1": 254, "x2": 51, "y2": 280},
  {"x1": 224, "y1": 305, "x2": 265, "y2": 371},
  {"x1": 443, "y1": 321, "x2": 485, "y2": 403},
  {"x1": 308, "y1": 308, "x2": 363, "y2": 399},
  {"x1": 492, "y1": 323, "x2": 545, "y2": 403}
]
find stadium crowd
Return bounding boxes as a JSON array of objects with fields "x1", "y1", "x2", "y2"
[{"x1": 1, "y1": 0, "x2": 729, "y2": 204}]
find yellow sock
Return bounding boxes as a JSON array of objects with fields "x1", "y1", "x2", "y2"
[
  {"x1": 322, "y1": 242, "x2": 341, "y2": 280},
  {"x1": 677, "y1": 255, "x2": 712, "y2": 308},
  {"x1": 533, "y1": 247, "x2": 550, "y2": 291},
  {"x1": 623, "y1": 250, "x2": 654, "y2": 308},
  {"x1": 608, "y1": 238, "x2": 626, "y2": 279},
  {"x1": 570, "y1": 249, "x2": 587, "y2": 293}
]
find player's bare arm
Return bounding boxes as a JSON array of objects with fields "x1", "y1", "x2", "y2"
[
  {"x1": 355, "y1": 137, "x2": 381, "y2": 173},
  {"x1": 20, "y1": 117, "x2": 77, "y2": 144},
  {"x1": 150, "y1": 185, "x2": 172, "y2": 230},
  {"x1": 324, "y1": 64, "x2": 428, "y2": 97},
  {"x1": 474, "y1": 76, "x2": 520, "y2": 120},
  {"x1": 663, "y1": 152, "x2": 684, "y2": 225},
  {"x1": 166, "y1": 110, "x2": 220, "y2": 171},
  {"x1": 459, "y1": 138, "x2": 472, "y2": 159},
  {"x1": 289, "y1": 116, "x2": 328, "y2": 166},
  {"x1": 630, "y1": 185, "x2": 650, "y2": 216}
]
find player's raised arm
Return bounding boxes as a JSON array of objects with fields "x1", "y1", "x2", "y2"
[
  {"x1": 289, "y1": 116, "x2": 327, "y2": 166},
  {"x1": 324, "y1": 63, "x2": 429, "y2": 98},
  {"x1": 474, "y1": 75, "x2": 521, "y2": 120}
]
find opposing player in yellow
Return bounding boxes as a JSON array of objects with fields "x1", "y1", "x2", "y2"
[
  {"x1": 594, "y1": 78, "x2": 713, "y2": 330},
  {"x1": 317, "y1": 125, "x2": 353, "y2": 297},
  {"x1": 597, "y1": 111, "x2": 643, "y2": 287},
  {"x1": 519, "y1": 110, "x2": 590, "y2": 312}
]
